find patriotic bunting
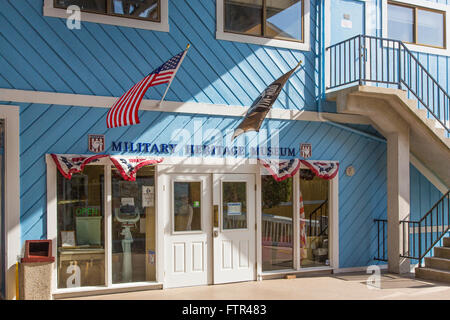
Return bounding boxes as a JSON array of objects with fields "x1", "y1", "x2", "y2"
[
  {"x1": 259, "y1": 159, "x2": 339, "y2": 181},
  {"x1": 300, "y1": 160, "x2": 339, "y2": 180},
  {"x1": 109, "y1": 156, "x2": 163, "y2": 181},
  {"x1": 259, "y1": 158, "x2": 302, "y2": 182},
  {"x1": 51, "y1": 154, "x2": 108, "y2": 179}
]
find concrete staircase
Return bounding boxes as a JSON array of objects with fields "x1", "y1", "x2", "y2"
[
  {"x1": 415, "y1": 237, "x2": 450, "y2": 283},
  {"x1": 327, "y1": 85, "x2": 450, "y2": 188}
]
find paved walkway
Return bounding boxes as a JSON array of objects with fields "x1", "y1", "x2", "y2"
[{"x1": 67, "y1": 272, "x2": 450, "y2": 300}]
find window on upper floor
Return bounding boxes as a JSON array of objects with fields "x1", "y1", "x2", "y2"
[
  {"x1": 54, "y1": 0, "x2": 160, "y2": 22},
  {"x1": 217, "y1": 0, "x2": 310, "y2": 50},
  {"x1": 224, "y1": 0, "x2": 303, "y2": 42},
  {"x1": 43, "y1": 0, "x2": 169, "y2": 32},
  {"x1": 388, "y1": 1, "x2": 446, "y2": 49}
]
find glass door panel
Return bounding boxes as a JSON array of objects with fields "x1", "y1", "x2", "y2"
[
  {"x1": 173, "y1": 182, "x2": 201, "y2": 232},
  {"x1": 222, "y1": 182, "x2": 247, "y2": 230}
]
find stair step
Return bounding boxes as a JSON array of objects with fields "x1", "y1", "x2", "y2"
[
  {"x1": 425, "y1": 257, "x2": 450, "y2": 271},
  {"x1": 444, "y1": 237, "x2": 450, "y2": 248},
  {"x1": 435, "y1": 247, "x2": 450, "y2": 259},
  {"x1": 415, "y1": 267, "x2": 450, "y2": 283}
]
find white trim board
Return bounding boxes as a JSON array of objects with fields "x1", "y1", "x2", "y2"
[
  {"x1": 0, "y1": 105, "x2": 20, "y2": 300},
  {"x1": 43, "y1": 0, "x2": 169, "y2": 32},
  {"x1": 0, "y1": 88, "x2": 371, "y2": 125},
  {"x1": 382, "y1": 0, "x2": 450, "y2": 57},
  {"x1": 216, "y1": 0, "x2": 310, "y2": 51}
]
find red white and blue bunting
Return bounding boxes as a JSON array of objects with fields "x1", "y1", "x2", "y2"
[
  {"x1": 259, "y1": 158, "x2": 302, "y2": 182},
  {"x1": 109, "y1": 156, "x2": 163, "y2": 181},
  {"x1": 51, "y1": 154, "x2": 164, "y2": 181},
  {"x1": 51, "y1": 154, "x2": 108, "y2": 180},
  {"x1": 300, "y1": 160, "x2": 339, "y2": 180},
  {"x1": 259, "y1": 158, "x2": 339, "y2": 181}
]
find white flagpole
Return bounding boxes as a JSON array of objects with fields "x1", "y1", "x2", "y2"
[{"x1": 157, "y1": 43, "x2": 190, "y2": 108}]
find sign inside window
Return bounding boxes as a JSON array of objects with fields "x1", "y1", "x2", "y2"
[
  {"x1": 75, "y1": 207, "x2": 100, "y2": 217},
  {"x1": 227, "y1": 202, "x2": 242, "y2": 216},
  {"x1": 142, "y1": 186, "x2": 155, "y2": 207}
]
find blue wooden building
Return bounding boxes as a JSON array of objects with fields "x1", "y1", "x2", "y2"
[{"x1": 0, "y1": 0, "x2": 448, "y2": 299}]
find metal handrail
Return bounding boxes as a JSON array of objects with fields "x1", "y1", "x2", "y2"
[
  {"x1": 326, "y1": 35, "x2": 449, "y2": 133},
  {"x1": 374, "y1": 219, "x2": 388, "y2": 262},
  {"x1": 400, "y1": 190, "x2": 450, "y2": 266},
  {"x1": 309, "y1": 199, "x2": 328, "y2": 237}
]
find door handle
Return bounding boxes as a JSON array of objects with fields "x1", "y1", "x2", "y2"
[{"x1": 213, "y1": 230, "x2": 219, "y2": 238}]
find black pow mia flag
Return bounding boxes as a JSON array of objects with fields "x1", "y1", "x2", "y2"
[{"x1": 232, "y1": 60, "x2": 302, "y2": 140}]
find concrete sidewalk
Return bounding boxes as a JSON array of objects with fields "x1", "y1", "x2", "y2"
[{"x1": 65, "y1": 272, "x2": 450, "y2": 300}]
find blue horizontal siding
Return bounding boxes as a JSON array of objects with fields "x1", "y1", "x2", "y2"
[{"x1": 0, "y1": 0, "x2": 319, "y2": 111}]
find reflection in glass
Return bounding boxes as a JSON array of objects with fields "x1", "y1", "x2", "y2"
[
  {"x1": 111, "y1": 166, "x2": 155, "y2": 284},
  {"x1": 174, "y1": 182, "x2": 201, "y2": 232},
  {"x1": 266, "y1": 0, "x2": 302, "y2": 40},
  {"x1": 222, "y1": 182, "x2": 247, "y2": 230},
  {"x1": 112, "y1": 0, "x2": 160, "y2": 21},
  {"x1": 225, "y1": 0, "x2": 263, "y2": 36},
  {"x1": 300, "y1": 170, "x2": 329, "y2": 268},
  {"x1": 388, "y1": 4, "x2": 414, "y2": 43},
  {"x1": 54, "y1": 0, "x2": 107, "y2": 13},
  {"x1": 54, "y1": 0, "x2": 160, "y2": 21},
  {"x1": 261, "y1": 176, "x2": 293, "y2": 271},
  {"x1": 417, "y1": 9, "x2": 444, "y2": 48},
  {"x1": 57, "y1": 165, "x2": 105, "y2": 289}
]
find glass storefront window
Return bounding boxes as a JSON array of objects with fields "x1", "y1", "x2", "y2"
[
  {"x1": 56, "y1": 165, "x2": 105, "y2": 289},
  {"x1": 173, "y1": 182, "x2": 201, "y2": 232},
  {"x1": 111, "y1": 166, "x2": 156, "y2": 283},
  {"x1": 222, "y1": 182, "x2": 247, "y2": 230},
  {"x1": 300, "y1": 169, "x2": 329, "y2": 268},
  {"x1": 261, "y1": 176, "x2": 293, "y2": 271}
]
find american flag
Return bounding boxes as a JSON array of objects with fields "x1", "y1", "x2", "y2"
[{"x1": 106, "y1": 48, "x2": 188, "y2": 128}]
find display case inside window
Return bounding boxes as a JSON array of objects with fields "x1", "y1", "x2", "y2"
[
  {"x1": 56, "y1": 165, "x2": 105, "y2": 289},
  {"x1": 111, "y1": 166, "x2": 156, "y2": 283}
]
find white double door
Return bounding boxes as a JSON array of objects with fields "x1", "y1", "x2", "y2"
[{"x1": 164, "y1": 173, "x2": 255, "y2": 288}]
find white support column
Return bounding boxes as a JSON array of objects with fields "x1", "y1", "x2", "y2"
[
  {"x1": 387, "y1": 130, "x2": 411, "y2": 274},
  {"x1": 1, "y1": 106, "x2": 20, "y2": 300}
]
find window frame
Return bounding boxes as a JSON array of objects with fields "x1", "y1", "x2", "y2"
[
  {"x1": 382, "y1": 0, "x2": 450, "y2": 56},
  {"x1": 43, "y1": 0, "x2": 169, "y2": 32},
  {"x1": 387, "y1": 1, "x2": 446, "y2": 49},
  {"x1": 216, "y1": 0, "x2": 310, "y2": 51}
]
